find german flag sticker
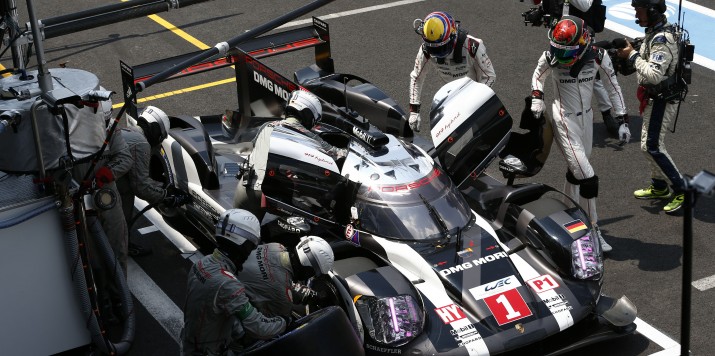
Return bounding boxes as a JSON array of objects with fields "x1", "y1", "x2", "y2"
[{"x1": 564, "y1": 220, "x2": 587, "y2": 234}]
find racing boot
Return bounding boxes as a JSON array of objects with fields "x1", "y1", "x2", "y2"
[
  {"x1": 633, "y1": 185, "x2": 672, "y2": 200},
  {"x1": 595, "y1": 226, "x2": 612, "y2": 253},
  {"x1": 663, "y1": 193, "x2": 685, "y2": 215},
  {"x1": 602, "y1": 110, "x2": 620, "y2": 138}
]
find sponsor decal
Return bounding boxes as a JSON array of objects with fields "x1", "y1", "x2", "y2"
[
  {"x1": 190, "y1": 191, "x2": 219, "y2": 222},
  {"x1": 541, "y1": 294, "x2": 572, "y2": 314},
  {"x1": 303, "y1": 152, "x2": 334, "y2": 166},
  {"x1": 434, "y1": 112, "x2": 462, "y2": 140},
  {"x1": 433, "y1": 261, "x2": 447, "y2": 268},
  {"x1": 435, "y1": 304, "x2": 467, "y2": 324},
  {"x1": 651, "y1": 51, "x2": 666, "y2": 63},
  {"x1": 277, "y1": 219, "x2": 301, "y2": 234},
  {"x1": 457, "y1": 248, "x2": 473, "y2": 259},
  {"x1": 470, "y1": 275, "x2": 532, "y2": 326},
  {"x1": 526, "y1": 274, "x2": 560, "y2": 293},
  {"x1": 439, "y1": 252, "x2": 508, "y2": 276},
  {"x1": 369, "y1": 168, "x2": 441, "y2": 193},
  {"x1": 564, "y1": 219, "x2": 587, "y2": 234},
  {"x1": 344, "y1": 224, "x2": 360, "y2": 246},
  {"x1": 365, "y1": 344, "x2": 401, "y2": 354},
  {"x1": 468, "y1": 38, "x2": 479, "y2": 57},
  {"x1": 221, "y1": 269, "x2": 237, "y2": 280}
]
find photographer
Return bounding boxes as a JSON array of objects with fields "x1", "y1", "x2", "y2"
[{"x1": 616, "y1": 0, "x2": 686, "y2": 214}]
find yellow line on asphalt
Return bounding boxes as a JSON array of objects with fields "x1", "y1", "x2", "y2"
[
  {"x1": 148, "y1": 14, "x2": 210, "y2": 50},
  {"x1": 112, "y1": 77, "x2": 235, "y2": 109},
  {"x1": 130, "y1": 14, "x2": 233, "y2": 104}
]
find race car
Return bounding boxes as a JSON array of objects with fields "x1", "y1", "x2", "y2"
[{"x1": 122, "y1": 16, "x2": 637, "y2": 355}]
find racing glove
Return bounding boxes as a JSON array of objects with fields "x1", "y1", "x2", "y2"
[
  {"x1": 618, "y1": 123, "x2": 631, "y2": 146},
  {"x1": 530, "y1": 90, "x2": 545, "y2": 119},
  {"x1": 95, "y1": 166, "x2": 115, "y2": 188},
  {"x1": 615, "y1": 114, "x2": 630, "y2": 146},
  {"x1": 163, "y1": 189, "x2": 190, "y2": 208},
  {"x1": 408, "y1": 104, "x2": 421, "y2": 132}
]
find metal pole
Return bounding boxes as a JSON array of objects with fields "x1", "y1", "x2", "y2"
[
  {"x1": 25, "y1": 0, "x2": 52, "y2": 93},
  {"x1": 4, "y1": 0, "x2": 26, "y2": 70},
  {"x1": 680, "y1": 184, "x2": 694, "y2": 356},
  {"x1": 137, "y1": 0, "x2": 335, "y2": 91}
]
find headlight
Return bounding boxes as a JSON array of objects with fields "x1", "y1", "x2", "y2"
[
  {"x1": 355, "y1": 294, "x2": 423, "y2": 345},
  {"x1": 571, "y1": 232, "x2": 603, "y2": 280}
]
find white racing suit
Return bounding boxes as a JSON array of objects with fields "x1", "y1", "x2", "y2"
[
  {"x1": 541, "y1": 0, "x2": 618, "y2": 119},
  {"x1": 409, "y1": 32, "x2": 496, "y2": 114},
  {"x1": 531, "y1": 47, "x2": 626, "y2": 224},
  {"x1": 115, "y1": 126, "x2": 167, "y2": 224},
  {"x1": 628, "y1": 21, "x2": 684, "y2": 194},
  {"x1": 182, "y1": 249, "x2": 287, "y2": 356}
]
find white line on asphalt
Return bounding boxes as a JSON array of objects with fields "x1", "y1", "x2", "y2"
[
  {"x1": 127, "y1": 258, "x2": 184, "y2": 344},
  {"x1": 134, "y1": 198, "x2": 204, "y2": 263},
  {"x1": 635, "y1": 317, "x2": 681, "y2": 355},
  {"x1": 276, "y1": 0, "x2": 427, "y2": 29},
  {"x1": 138, "y1": 225, "x2": 159, "y2": 235},
  {"x1": 649, "y1": 345, "x2": 682, "y2": 356},
  {"x1": 692, "y1": 274, "x2": 715, "y2": 291}
]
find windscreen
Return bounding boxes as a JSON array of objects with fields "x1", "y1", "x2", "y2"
[{"x1": 354, "y1": 167, "x2": 471, "y2": 241}]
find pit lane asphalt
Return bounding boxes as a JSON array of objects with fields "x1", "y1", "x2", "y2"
[{"x1": 14, "y1": 0, "x2": 715, "y2": 355}]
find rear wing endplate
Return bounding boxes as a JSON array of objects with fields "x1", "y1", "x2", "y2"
[{"x1": 120, "y1": 17, "x2": 332, "y2": 120}]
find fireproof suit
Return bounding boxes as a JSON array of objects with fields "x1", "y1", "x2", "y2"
[
  {"x1": 627, "y1": 20, "x2": 685, "y2": 194},
  {"x1": 540, "y1": 0, "x2": 620, "y2": 124},
  {"x1": 237, "y1": 243, "x2": 321, "y2": 318},
  {"x1": 115, "y1": 126, "x2": 167, "y2": 223},
  {"x1": 72, "y1": 126, "x2": 132, "y2": 275},
  {"x1": 409, "y1": 33, "x2": 496, "y2": 110},
  {"x1": 531, "y1": 47, "x2": 626, "y2": 224},
  {"x1": 233, "y1": 116, "x2": 346, "y2": 220},
  {"x1": 182, "y1": 249, "x2": 287, "y2": 356}
]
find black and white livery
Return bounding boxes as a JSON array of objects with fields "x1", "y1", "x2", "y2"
[{"x1": 123, "y1": 17, "x2": 637, "y2": 356}]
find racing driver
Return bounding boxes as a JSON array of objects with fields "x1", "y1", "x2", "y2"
[
  {"x1": 408, "y1": 11, "x2": 496, "y2": 132},
  {"x1": 530, "y1": 15, "x2": 629, "y2": 252}
]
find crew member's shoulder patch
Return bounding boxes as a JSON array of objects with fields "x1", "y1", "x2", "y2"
[
  {"x1": 467, "y1": 37, "x2": 480, "y2": 58},
  {"x1": 652, "y1": 35, "x2": 667, "y2": 44},
  {"x1": 650, "y1": 51, "x2": 667, "y2": 63}
]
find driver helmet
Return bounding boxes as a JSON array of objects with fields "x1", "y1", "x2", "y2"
[
  {"x1": 215, "y1": 209, "x2": 262, "y2": 262},
  {"x1": 295, "y1": 236, "x2": 334, "y2": 275},
  {"x1": 138, "y1": 106, "x2": 170, "y2": 147},
  {"x1": 285, "y1": 90, "x2": 322, "y2": 129},
  {"x1": 548, "y1": 16, "x2": 592, "y2": 67},
  {"x1": 631, "y1": 0, "x2": 667, "y2": 26},
  {"x1": 415, "y1": 11, "x2": 458, "y2": 59}
]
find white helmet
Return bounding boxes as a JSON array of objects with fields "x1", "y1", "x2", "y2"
[
  {"x1": 285, "y1": 90, "x2": 322, "y2": 128},
  {"x1": 138, "y1": 106, "x2": 170, "y2": 146},
  {"x1": 296, "y1": 235, "x2": 334, "y2": 275},
  {"x1": 215, "y1": 209, "x2": 261, "y2": 248}
]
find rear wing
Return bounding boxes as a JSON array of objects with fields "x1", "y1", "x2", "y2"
[{"x1": 120, "y1": 17, "x2": 333, "y2": 120}]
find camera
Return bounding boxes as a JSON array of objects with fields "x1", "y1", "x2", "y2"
[{"x1": 521, "y1": 7, "x2": 550, "y2": 27}]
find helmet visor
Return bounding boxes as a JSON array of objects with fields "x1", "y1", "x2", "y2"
[
  {"x1": 549, "y1": 41, "x2": 581, "y2": 64},
  {"x1": 425, "y1": 41, "x2": 454, "y2": 59}
]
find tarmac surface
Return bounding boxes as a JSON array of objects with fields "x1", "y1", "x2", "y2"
[{"x1": 9, "y1": 0, "x2": 715, "y2": 355}]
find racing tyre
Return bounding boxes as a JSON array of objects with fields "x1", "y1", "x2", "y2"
[{"x1": 243, "y1": 306, "x2": 364, "y2": 356}]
